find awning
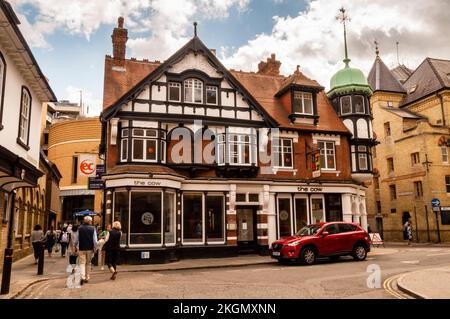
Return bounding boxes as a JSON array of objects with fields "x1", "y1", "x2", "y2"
[{"x1": 60, "y1": 189, "x2": 96, "y2": 197}]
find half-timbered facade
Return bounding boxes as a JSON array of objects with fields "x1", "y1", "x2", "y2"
[{"x1": 100, "y1": 19, "x2": 372, "y2": 263}]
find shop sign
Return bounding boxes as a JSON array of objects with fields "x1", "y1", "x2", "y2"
[
  {"x1": 297, "y1": 187, "x2": 323, "y2": 193},
  {"x1": 96, "y1": 164, "x2": 105, "y2": 176},
  {"x1": 133, "y1": 180, "x2": 162, "y2": 187},
  {"x1": 88, "y1": 177, "x2": 104, "y2": 190},
  {"x1": 141, "y1": 212, "x2": 155, "y2": 225},
  {"x1": 312, "y1": 151, "x2": 321, "y2": 178},
  {"x1": 79, "y1": 154, "x2": 96, "y2": 177}
]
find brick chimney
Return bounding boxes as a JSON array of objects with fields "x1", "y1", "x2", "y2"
[
  {"x1": 257, "y1": 54, "x2": 281, "y2": 76},
  {"x1": 112, "y1": 17, "x2": 128, "y2": 67}
]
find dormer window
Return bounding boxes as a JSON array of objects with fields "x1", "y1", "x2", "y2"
[
  {"x1": 184, "y1": 78, "x2": 203, "y2": 104},
  {"x1": 168, "y1": 82, "x2": 181, "y2": 102},
  {"x1": 206, "y1": 86, "x2": 218, "y2": 105},
  {"x1": 340, "y1": 96, "x2": 351, "y2": 115},
  {"x1": 293, "y1": 92, "x2": 313, "y2": 115},
  {"x1": 354, "y1": 96, "x2": 365, "y2": 114}
]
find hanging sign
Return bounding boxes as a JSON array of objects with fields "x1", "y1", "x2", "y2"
[
  {"x1": 79, "y1": 154, "x2": 97, "y2": 177},
  {"x1": 312, "y1": 151, "x2": 321, "y2": 178}
]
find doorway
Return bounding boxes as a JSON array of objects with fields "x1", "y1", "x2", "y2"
[{"x1": 236, "y1": 207, "x2": 257, "y2": 249}]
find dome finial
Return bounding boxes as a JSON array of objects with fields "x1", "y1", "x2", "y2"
[{"x1": 336, "y1": 7, "x2": 351, "y2": 67}]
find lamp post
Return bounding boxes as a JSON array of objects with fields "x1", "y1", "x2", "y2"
[{"x1": 1, "y1": 191, "x2": 16, "y2": 295}]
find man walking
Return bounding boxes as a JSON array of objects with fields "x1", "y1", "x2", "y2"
[{"x1": 73, "y1": 216, "x2": 97, "y2": 285}]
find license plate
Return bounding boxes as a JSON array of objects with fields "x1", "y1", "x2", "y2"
[{"x1": 272, "y1": 251, "x2": 281, "y2": 256}]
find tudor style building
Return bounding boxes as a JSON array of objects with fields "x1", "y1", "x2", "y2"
[{"x1": 99, "y1": 18, "x2": 374, "y2": 263}]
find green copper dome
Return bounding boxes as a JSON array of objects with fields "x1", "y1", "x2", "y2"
[{"x1": 328, "y1": 61, "x2": 372, "y2": 98}]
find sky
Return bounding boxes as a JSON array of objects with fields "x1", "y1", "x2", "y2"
[{"x1": 9, "y1": 0, "x2": 450, "y2": 116}]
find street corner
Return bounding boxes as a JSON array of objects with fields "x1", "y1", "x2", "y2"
[{"x1": 396, "y1": 267, "x2": 450, "y2": 299}]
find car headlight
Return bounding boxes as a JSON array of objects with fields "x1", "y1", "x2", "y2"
[{"x1": 287, "y1": 240, "x2": 302, "y2": 247}]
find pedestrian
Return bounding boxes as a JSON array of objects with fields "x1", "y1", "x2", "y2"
[
  {"x1": 59, "y1": 226, "x2": 70, "y2": 257},
  {"x1": 55, "y1": 226, "x2": 61, "y2": 254},
  {"x1": 104, "y1": 221, "x2": 122, "y2": 280},
  {"x1": 44, "y1": 226, "x2": 57, "y2": 257},
  {"x1": 404, "y1": 219, "x2": 413, "y2": 245},
  {"x1": 73, "y1": 216, "x2": 97, "y2": 285},
  {"x1": 30, "y1": 224, "x2": 44, "y2": 264},
  {"x1": 97, "y1": 225, "x2": 111, "y2": 271},
  {"x1": 68, "y1": 224, "x2": 79, "y2": 266}
]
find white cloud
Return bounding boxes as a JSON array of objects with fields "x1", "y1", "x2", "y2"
[
  {"x1": 221, "y1": 0, "x2": 450, "y2": 90},
  {"x1": 64, "y1": 85, "x2": 102, "y2": 117}
]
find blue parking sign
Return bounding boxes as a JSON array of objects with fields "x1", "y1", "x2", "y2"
[{"x1": 432, "y1": 198, "x2": 440, "y2": 207}]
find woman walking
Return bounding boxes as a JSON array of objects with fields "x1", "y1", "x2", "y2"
[
  {"x1": 104, "y1": 221, "x2": 122, "y2": 280},
  {"x1": 30, "y1": 225, "x2": 44, "y2": 264},
  {"x1": 97, "y1": 225, "x2": 111, "y2": 270},
  {"x1": 44, "y1": 226, "x2": 57, "y2": 257}
]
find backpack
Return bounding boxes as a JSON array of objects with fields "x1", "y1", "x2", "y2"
[
  {"x1": 61, "y1": 232, "x2": 69, "y2": 243},
  {"x1": 47, "y1": 231, "x2": 56, "y2": 244}
]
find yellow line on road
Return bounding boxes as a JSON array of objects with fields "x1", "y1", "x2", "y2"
[{"x1": 383, "y1": 274, "x2": 407, "y2": 299}]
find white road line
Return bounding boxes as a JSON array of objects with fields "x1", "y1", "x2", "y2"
[
  {"x1": 401, "y1": 260, "x2": 420, "y2": 264},
  {"x1": 427, "y1": 252, "x2": 450, "y2": 257}
]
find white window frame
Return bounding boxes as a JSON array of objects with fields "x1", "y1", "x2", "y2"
[
  {"x1": 293, "y1": 92, "x2": 313, "y2": 115},
  {"x1": 358, "y1": 146, "x2": 368, "y2": 171},
  {"x1": 18, "y1": 88, "x2": 31, "y2": 144},
  {"x1": 354, "y1": 95, "x2": 365, "y2": 114},
  {"x1": 274, "y1": 138, "x2": 293, "y2": 168},
  {"x1": 218, "y1": 133, "x2": 255, "y2": 166},
  {"x1": 206, "y1": 86, "x2": 218, "y2": 105},
  {"x1": 340, "y1": 96, "x2": 352, "y2": 115},
  {"x1": 168, "y1": 82, "x2": 181, "y2": 102},
  {"x1": 184, "y1": 78, "x2": 203, "y2": 104},
  {"x1": 120, "y1": 129, "x2": 129, "y2": 162},
  {"x1": 441, "y1": 147, "x2": 448, "y2": 163},
  {"x1": 131, "y1": 128, "x2": 159, "y2": 163},
  {"x1": 318, "y1": 141, "x2": 336, "y2": 170}
]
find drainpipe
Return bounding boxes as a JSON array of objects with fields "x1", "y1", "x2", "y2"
[{"x1": 438, "y1": 93, "x2": 446, "y2": 127}]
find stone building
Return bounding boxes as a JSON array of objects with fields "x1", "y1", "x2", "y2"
[{"x1": 366, "y1": 48, "x2": 450, "y2": 242}]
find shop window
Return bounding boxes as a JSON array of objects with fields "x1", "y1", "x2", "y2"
[
  {"x1": 183, "y1": 193, "x2": 203, "y2": 243},
  {"x1": 318, "y1": 141, "x2": 336, "y2": 170},
  {"x1": 340, "y1": 96, "x2": 352, "y2": 115},
  {"x1": 325, "y1": 194, "x2": 342, "y2": 222},
  {"x1": 389, "y1": 185, "x2": 397, "y2": 201},
  {"x1": 311, "y1": 197, "x2": 325, "y2": 223},
  {"x1": 441, "y1": 147, "x2": 448, "y2": 163},
  {"x1": 168, "y1": 82, "x2": 181, "y2": 102},
  {"x1": 113, "y1": 191, "x2": 129, "y2": 246},
  {"x1": 184, "y1": 78, "x2": 203, "y2": 104},
  {"x1": 295, "y1": 197, "x2": 308, "y2": 232},
  {"x1": 206, "y1": 86, "x2": 218, "y2": 105},
  {"x1": 354, "y1": 96, "x2": 365, "y2": 114},
  {"x1": 278, "y1": 197, "x2": 292, "y2": 237},
  {"x1": 206, "y1": 195, "x2": 224, "y2": 242},
  {"x1": 446, "y1": 176, "x2": 450, "y2": 193},
  {"x1": 414, "y1": 181, "x2": 423, "y2": 199},
  {"x1": 164, "y1": 192, "x2": 176, "y2": 245},
  {"x1": 293, "y1": 92, "x2": 313, "y2": 115},
  {"x1": 130, "y1": 192, "x2": 162, "y2": 245},
  {"x1": 274, "y1": 138, "x2": 293, "y2": 168},
  {"x1": 411, "y1": 152, "x2": 420, "y2": 166}
]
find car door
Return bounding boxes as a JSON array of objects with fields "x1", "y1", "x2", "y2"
[
  {"x1": 315, "y1": 224, "x2": 340, "y2": 256},
  {"x1": 338, "y1": 223, "x2": 358, "y2": 252}
]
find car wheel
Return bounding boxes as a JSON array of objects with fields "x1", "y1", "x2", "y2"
[
  {"x1": 352, "y1": 243, "x2": 367, "y2": 261},
  {"x1": 300, "y1": 247, "x2": 316, "y2": 265},
  {"x1": 329, "y1": 256, "x2": 340, "y2": 262}
]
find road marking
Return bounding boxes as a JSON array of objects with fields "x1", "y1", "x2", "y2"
[
  {"x1": 427, "y1": 252, "x2": 450, "y2": 257},
  {"x1": 401, "y1": 260, "x2": 420, "y2": 264},
  {"x1": 383, "y1": 274, "x2": 408, "y2": 299}
]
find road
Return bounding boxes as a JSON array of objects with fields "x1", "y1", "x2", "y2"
[{"x1": 16, "y1": 246, "x2": 450, "y2": 299}]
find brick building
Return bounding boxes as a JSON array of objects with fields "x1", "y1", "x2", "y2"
[{"x1": 99, "y1": 19, "x2": 374, "y2": 263}]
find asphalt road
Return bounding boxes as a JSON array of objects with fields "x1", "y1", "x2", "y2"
[{"x1": 16, "y1": 246, "x2": 450, "y2": 299}]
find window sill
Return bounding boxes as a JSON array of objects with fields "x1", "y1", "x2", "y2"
[
  {"x1": 272, "y1": 167, "x2": 297, "y2": 174},
  {"x1": 16, "y1": 138, "x2": 30, "y2": 151},
  {"x1": 321, "y1": 170, "x2": 340, "y2": 174}
]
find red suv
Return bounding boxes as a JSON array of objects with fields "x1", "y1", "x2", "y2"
[{"x1": 270, "y1": 222, "x2": 371, "y2": 265}]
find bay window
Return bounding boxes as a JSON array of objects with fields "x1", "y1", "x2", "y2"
[
  {"x1": 358, "y1": 146, "x2": 368, "y2": 170},
  {"x1": 184, "y1": 78, "x2": 203, "y2": 104},
  {"x1": 293, "y1": 92, "x2": 313, "y2": 115},
  {"x1": 318, "y1": 141, "x2": 336, "y2": 170},
  {"x1": 217, "y1": 132, "x2": 257, "y2": 165},
  {"x1": 121, "y1": 127, "x2": 166, "y2": 163},
  {"x1": 355, "y1": 95, "x2": 365, "y2": 113}
]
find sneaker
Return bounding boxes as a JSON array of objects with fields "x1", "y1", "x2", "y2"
[
  {"x1": 111, "y1": 271, "x2": 117, "y2": 280},
  {"x1": 109, "y1": 267, "x2": 115, "y2": 274}
]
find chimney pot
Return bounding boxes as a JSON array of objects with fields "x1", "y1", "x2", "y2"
[{"x1": 118, "y1": 16, "x2": 124, "y2": 28}]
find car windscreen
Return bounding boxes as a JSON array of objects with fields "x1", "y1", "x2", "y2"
[{"x1": 296, "y1": 225, "x2": 321, "y2": 236}]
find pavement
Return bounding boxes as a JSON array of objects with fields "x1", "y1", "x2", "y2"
[{"x1": 1, "y1": 242, "x2": 449, "y2": 299}]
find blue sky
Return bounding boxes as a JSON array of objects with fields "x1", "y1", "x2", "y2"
[{"x1": 10, "y1": 0, "x2": 450, "y2": 115}]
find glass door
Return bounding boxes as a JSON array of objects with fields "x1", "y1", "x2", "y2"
[
  {"x1": 294, "y1": 196, "x2": 309, "y2": 232},
  {"x1": 129, "y1": 191, "x2": 162, "y2": 246},
  {"x1": 237, "y1": 208, "x2": 256, "y2": 246},
  {"x1": 310, "y1": 196, "x2": 326, "y2": 224}
]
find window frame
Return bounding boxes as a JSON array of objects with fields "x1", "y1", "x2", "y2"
[
  {"x1": 293, "y1": 91, "x2": 314, "y2": 115},
  {"x1": 0, "y1": 51, "x2": 6, "y2": 130},
  {"x1": 168, "y1": 82, "x2": 181, "y2": 102},
  {"x1": 17, "y1": 86, "x2": 32, "y2": 149},
  {"x1": 184, "y1": 78, "x2": 203, "y2": 104},
  {"x1": 206, "y1": 85, "x2": 218, "y2": 105},
  {"x1": 411, "y1": 152, "x2": 420, "y2": 166},
  {"x1": 318, "y1": 141, "x2": 336, "y2": 170},
  {"x1": 274, "y1": 138, "x2": 294, "y2": 168},
  {"x1": 389, "y1": 184, "x2": 397, "y2": 201},
  {"x1": 340, "y1": 96, "x2": 352, "y2": 115},
  {"x1": 354, "y1": 95, "x2": 365, "y2": 114},
  {"x1": 123, "y1": 127, "x2": 166, "y2": 164},
  {"x1": 414, "y1": 181, "x2": 423, "y2": 199},
  {"x1": 384, "y1": 122, "x2": 391, "y2": 138},
  {"x1": 217, "y1": 132, "x2": 257, "y2": 166},
  {"x1": 446, "y1": 176, "x2": 450, "y2": 193},
  {"x1": 387, "y1": 157, "x2": 395, "y2": 173},
  {"x1": 441, "y1": 147, "x2": 448, "y2": 164}
]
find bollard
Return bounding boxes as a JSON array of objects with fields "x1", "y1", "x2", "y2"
[
  {"x1": 0, "y1": 248, "x2": 14, "y2": 295},
  {"x1": 37, "y1": 241, "x2": 45, "y2": 275}
]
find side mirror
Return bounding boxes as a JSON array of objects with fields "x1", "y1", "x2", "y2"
[{"x1": 321, "y1": 231, "x2": 329, "y2": 237}]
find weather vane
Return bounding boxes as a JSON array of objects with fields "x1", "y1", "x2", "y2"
[
  {"x1": 336, "y1": 7, "x2": 351, "y2": 67},
  {"x1": 374, "y1": 40, "x2": 379, "y2": 57}
]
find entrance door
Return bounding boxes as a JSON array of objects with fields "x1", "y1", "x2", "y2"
[
  {"x1": 376, "y1": 217, "x2": 384, "y2": 239},
  {"x1": 237, "y1": 207, "x2": 256, "y2": 247}
]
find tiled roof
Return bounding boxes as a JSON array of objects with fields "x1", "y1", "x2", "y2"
[
  {"x1": 275, "y1": 66, "x2": 323, "y2": 96},
  {"x1": 391, "y1": 64, "x2": 413, "y2": 84},
  {"x1": 401, "y1": 58, "x2": 450, "y2": 106},
  {"x1": 383, "y1": 107, "x2": 425, "y2": 119},
  {"x1": 102, "y1": 56, "x2": 160, "y2": 108},
  {"x1": 368, "y1": 57, "x2": 406, "y2": 93}
]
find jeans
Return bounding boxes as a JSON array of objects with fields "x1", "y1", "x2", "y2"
[
  {"x1": 106, "y1": 250, "x2": 119, "y2": 272},
  {"x1": 60, "y1": 242, "x2": 68, "y2": 256},
  {"x1": 32, "y1": 242, "x2": 41, "y2": 260},
  {"x1": 78, "y1": 250, "x2": 94, "y2": 281}
]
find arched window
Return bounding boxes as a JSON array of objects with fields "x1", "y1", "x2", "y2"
[
  {"x1": 184, "y1": 79, "x2": 203, "y2": 104},
  {"x1": 0, "y1": 51, "x2": 6, "y2": 128},
  {"x1": 18, "y1": 86, "x2": 32, "y2": 147}
]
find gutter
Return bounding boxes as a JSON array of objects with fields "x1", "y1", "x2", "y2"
[{"x1": 438, "y1": 93, "x2": 446, "y2": 126}]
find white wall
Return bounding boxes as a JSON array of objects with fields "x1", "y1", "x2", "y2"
[{"x1": 0, "y1": 45, "x2": 42, "y2": 168}]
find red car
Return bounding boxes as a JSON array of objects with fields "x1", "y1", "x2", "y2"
[{"x1": 270, "y1": 222, "x2": 371, "y2": 265}]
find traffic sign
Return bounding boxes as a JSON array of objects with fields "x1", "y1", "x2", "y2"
[{"x1": 431, "y1": 198, "x2": 441, "y2": 208}]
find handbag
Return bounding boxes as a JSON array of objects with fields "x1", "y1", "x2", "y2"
[{"x1": 69, "y1": 254, "x2": 78, "y2": 265}]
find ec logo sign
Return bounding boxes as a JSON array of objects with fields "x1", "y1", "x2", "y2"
[{"x1": 78, "y1": 154, "x2": 97, "y2": 177}]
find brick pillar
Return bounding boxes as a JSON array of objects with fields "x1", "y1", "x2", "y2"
[{"x1": 226, "y1": 185, "x2": 237, "y2": 245}]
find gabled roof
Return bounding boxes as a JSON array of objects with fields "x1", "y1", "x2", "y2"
[
  {"x1": 391, "y1": 64, "x2": 413, "y2": 84},
  {"x1": 368, "y1": 56, "x2": 406, "y2": 94},
  {"x1": 275, "y1": 66, "x2": 323, "y2": 97},
  {"x1": 401, "y1": 58, "x2": 450, "y2": 107},
  {"x1": 101, "y1": 35, "x2": 278, "y2": 127}
]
